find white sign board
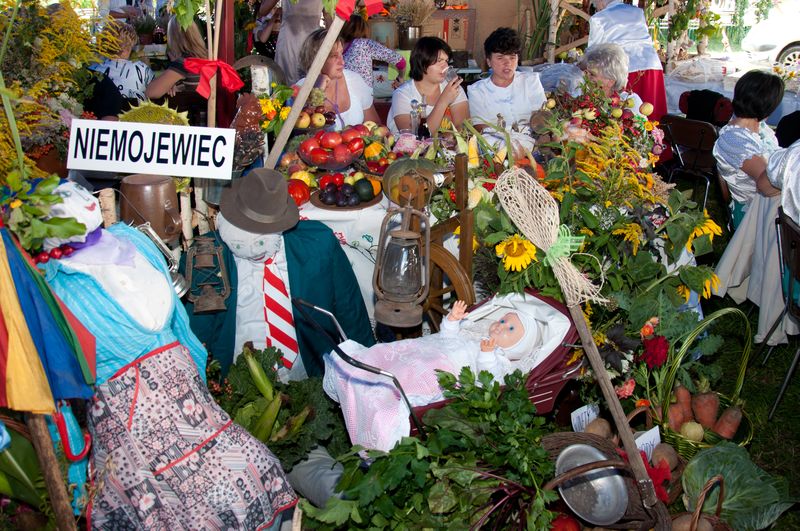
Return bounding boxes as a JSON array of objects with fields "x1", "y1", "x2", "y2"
[
  {"x1": 67, "y1": 119, "x2": 235, "y2": 180},
  {"x1": 571, "y1": 404, "x2": 600, "y2": 433}
]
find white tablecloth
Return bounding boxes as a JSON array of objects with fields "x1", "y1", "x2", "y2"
[
  {"x1": 299, "y1": 197, "x2": 391, "y2": 319},
  {"x1": 665, "y1": 76, "x2": 800, "y2": 126},
  {"x1": 714, "y1": 194, "x2": 800, "y2": 344}
]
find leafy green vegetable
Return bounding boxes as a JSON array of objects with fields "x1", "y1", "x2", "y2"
[
  {"x1": 682, "y1": 442, "x2": 796, "y2": 531},
  {"x1": 301, "y1": 367, "x2": 557, "y2": 529},
  {"x1": 212, "y1": 345, "x2": 349, "y2": 470}
]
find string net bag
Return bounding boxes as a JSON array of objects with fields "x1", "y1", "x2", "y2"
[{"x1": 494, "y1": 166, "x2": 608, "y2": 307}]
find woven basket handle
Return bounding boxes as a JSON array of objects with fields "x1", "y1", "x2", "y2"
[
  {"x1": 542, "y1": 459, "x2": 628, "y2": 491},
  {"x1": 690, "y1": 475, "x2": 725, "y2": 531},
  {"x1": 626, "y1": 405, "x2": 654, "y2": 430}
]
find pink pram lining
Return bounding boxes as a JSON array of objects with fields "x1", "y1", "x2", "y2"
[{"x1": 323, "y1": 290, "x2": 578, "y2": 451}]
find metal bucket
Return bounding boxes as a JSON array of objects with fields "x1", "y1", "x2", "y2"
[{"x1": 119, "y1": 174, "x2": 182, "y2": 243}]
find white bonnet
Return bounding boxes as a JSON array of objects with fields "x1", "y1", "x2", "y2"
[{"x1": 499, "y1": 310, "x2": 542, "y2": 361}]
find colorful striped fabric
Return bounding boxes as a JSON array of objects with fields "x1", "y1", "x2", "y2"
[{"x1": 0, "y1": 229, "x2": 55, "y2": 413}]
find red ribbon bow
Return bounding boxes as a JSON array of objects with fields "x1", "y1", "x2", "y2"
[
  {"x1": 335, "y1": 0, "x2": 383, "y2": 20},
  {"x1": 182, "y1": 58, "x2": 244, "y2": 99}
]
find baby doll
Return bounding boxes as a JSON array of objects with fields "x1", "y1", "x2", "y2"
[{"x1": 440, "y1": 300, "x2": 542, "y2": 379}]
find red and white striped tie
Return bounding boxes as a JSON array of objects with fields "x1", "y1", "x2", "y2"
[{"x1": 263, "y1": 257, "x2": 299, "y2": 369}]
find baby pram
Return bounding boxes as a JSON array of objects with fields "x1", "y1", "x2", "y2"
[{"x1": 293, "y1": 288, "x2": 579, "y2": 447}]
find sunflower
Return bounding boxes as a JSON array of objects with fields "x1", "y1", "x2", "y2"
[
  {"x1": 495, "y1": 234, "x2": 537, "y2": 272},
  {"x1": 702, "y1": 273, "x2": 721, "y2": 299},
  {"x1": 676, "y1": 284, "x2": 691, "y2": 303},
  {"x1": 686, "y1": 211, "x2": 723, "y2": 251}
]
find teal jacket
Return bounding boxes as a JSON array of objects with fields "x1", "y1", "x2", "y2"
[{"x1": 183, "y1": 221, "x2": 375, "y2": 376}]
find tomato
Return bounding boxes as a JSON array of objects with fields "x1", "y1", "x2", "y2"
[
  {"x1": 332, "y1": 173, "x2": 345, "y2": 187},
  {"x1": 378, "y1": 157, "x2": 388, "y2": 167},
  {"x1": 314, "y1": 129, "x2": 326, "y2": 141},
  {"x1": 299, "y1": 138, "x2": 320, "y2": 157},
  {"x1": 286, "y1": 179, "x2": 311, "y2": 206},
  {"x1": 310, "y1": 147, "x2": 331, "y2": 166},
  {"x1": 320, "y1": 131, "x2": 343, "y2": 149},
  {"x1": 332, "y1": 144, "x2": 352, "y2": 165},
  {"x1": 317, "y1": 174, "x2": 334, "y2": 190},
  {"x1": 341, "y1": 127, "x2": 361, "y2": 144},
  {"x1": 347, "y1": 137, "x2": 365, "y2": 153},
  {"x1": 386, "y1": 151, "x2": 397, "y2": 161},
  {"x1": 549, "y1": 513, "x2": 580, "y2": 531}
]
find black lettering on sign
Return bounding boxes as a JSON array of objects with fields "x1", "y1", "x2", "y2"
[
  {"x1": 143, "y1": 131, "x2": 157, "y2": 163},
  {"x1": 172, "y1": 133, "x2": 194, "y2": 165},
  {"x1": 95, "y1": 128, "x2": 109, "y2": 160},
  {"x1": 197, "y1": 134, "x2": 211, "y2": 167},
  {"x1": 129, "y1": 131, "x2": 144, "y2": 162},
  {"x1": 73, "y1": 127, "x2": 93, "y2": 159},
  {"x1": 212, "y1": 136, "x2": 226, "y2": 167},
  {"x1": 109, "y1": 129, "x2": 128, "y2": 161},
  {"x1": 156, "y1": 132, "x2": 170, "y2": 164}
]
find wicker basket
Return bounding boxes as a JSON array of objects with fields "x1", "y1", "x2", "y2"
[
  {"x1": 654, "y1": 308, "x2": 754, "y2": 460},
  {"x1": 542, "y1": 432, "x2": 672, "y2": 531},
  {"x1": 671, "y1": 475, "x2": 733, "y2": 531}
]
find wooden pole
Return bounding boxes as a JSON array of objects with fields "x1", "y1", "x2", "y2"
[
  {"x1": 25, "y1": 414, "x2": 77, "y2": 531},
  {"x1": 546, "y1": 0, "x2": 559, "y2": 63},
  {"x1": 566, "y1": 305, "x2": 658, "y2": 508},
  {"x1": 97, "y1": 188, "x2": 117, "y2": 228},
  {"x1": 264, "y1": 16, "x2": 346, "y2": 169}
]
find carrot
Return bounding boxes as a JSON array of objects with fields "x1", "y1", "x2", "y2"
[
  {"x1": 668, "y1": 403, "x2": 685, "y2": 432},
  {"x1": 674, "y1": 384, "x2": 694, "y2": 423},
  {"x1": 714, "y1": 406, "x2": 742, "y2": 439},
  {"x1": 692, "y1": 378, "x2": 720, "y2": 429}
]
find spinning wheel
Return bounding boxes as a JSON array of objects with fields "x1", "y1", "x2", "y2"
[{"x1": 424, "y1": 242, "x2": 475, "y2": 332}]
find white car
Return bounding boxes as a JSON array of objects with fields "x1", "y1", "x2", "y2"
[{"x1": 741, "y1": 0, "x2": 800, "y2": 68}]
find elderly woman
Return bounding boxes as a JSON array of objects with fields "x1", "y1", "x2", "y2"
[
  {"x1": 588, "y1": 0, "x2": 666, "y2": 121},
  {"x1": 387, "y1": 36, "x2": 469, "y2": 135},
  {"x1": 145, "y1": 16, "x2": 206, "y2": 99},
  {"x1": 713, "y1": 70, "x2": 784, "y2": 227},
  {"x1": 579, "y1": 43, "x2": 643, "y2": 109},
  {"x1": 468, "y1": 27, "x2": 546, "y2": 132},
  {"x1": 295, "y1": 28, "x2": 380, "y2": 129}
]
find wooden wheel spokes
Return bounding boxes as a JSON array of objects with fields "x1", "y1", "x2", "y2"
[{"x1": 424, "y1": 243, "x2": 475, "y2": 332}]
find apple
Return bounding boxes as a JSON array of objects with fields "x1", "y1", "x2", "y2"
[
  {"x1": 351, "y1": 171, "x2": 365, "y2": 182},
  {"x1": 384, "y1": 133, "x2": 395, "y2": 149},
  {"x1": 352, "y1": 124, "x2": 370, "y2": 136},
  {"x1": 311, "y1": 112, "x2": 326, "y2": 128},
  {"x1": 299, "y1": 138, "x2": 320, "y2": 157},
  {"x1": 287, "y1": 162, "x2": 307, "y2": 175},
  {"x1": 289, "y1": 170, "x2": 314, "y2": 187},
  {"x1": 625, "y1": 97, "x2": 636, "y2": 108},
  {"x1": 332, "y1": 143, "x2": 352, "y2": 164},
  {"x1": 320, "y1": 131, "x2": 343, "y2": 149},
  {"x1": 545, "y1": 98, "x2": 556, "y2": 109},
  {"x1": 296, "y1": 111, "x2": 311, "y2": 129},
  {"x1": 622, "y1": 109, "x2": 634, "y2": 120},
  {"x1": 362, "y1": 120, "x2": 378, "y2": 132},
  {"x1": 344, "y1": 174, "x2": 356, "y2": 185},
  {"x1": 611, "y1": 107, "x2": 623, "y2": 119},
  {"x1": 317, "y1": 174, "x2": 334, "y2": 190},
  {"x1": 373, "y1": 125, "x2": 391, "y2": 138},
  {"x1": 347, "y1": 137, "x2": 365, "y2": 153},
  {"x1": 341, "y1": 127, "x2": 361, "y2": 143},
  {"x1": 639, "y1": 102, "x2": 654, "y2": 116},
  {"x1": 279, "y1": 151, "x2": 299, "y2": 167},
  {"x1": 332, "y1": 173, "x2": 345, "y2": 187},
  {"x1": 310, "y1": 147, "x2": 330, "y2": 166}
]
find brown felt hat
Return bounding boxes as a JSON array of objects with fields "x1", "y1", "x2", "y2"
[{"x1": 219, "y1": 168, "x2": 299, "y2": 234}]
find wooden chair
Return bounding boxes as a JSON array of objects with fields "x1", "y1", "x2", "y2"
[
  {"x1": 759, "y1": 207, "x2": 800, "y2": 419},
  {"x1": 660, "y1": 114, "x2": 719, "y2": 211}
]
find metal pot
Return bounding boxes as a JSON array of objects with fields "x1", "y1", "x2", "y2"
[{"x1": 119, "y1": 174, "x2": 182, "y2": 244}]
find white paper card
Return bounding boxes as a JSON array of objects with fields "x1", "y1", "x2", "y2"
[
  {"x1": 634, "y1": 426, "x2": 662, "y2": 461},
  {"x1": 67, "y1": 119, "x2": 236, "y2": 180},
  {"x1": 571, "y1": 404, "x2": 599, "y2": 433}
]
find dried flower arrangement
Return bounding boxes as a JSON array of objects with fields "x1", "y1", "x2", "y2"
[{"x1": 391, "y1": 0, "x2": 437, "y2": 27}]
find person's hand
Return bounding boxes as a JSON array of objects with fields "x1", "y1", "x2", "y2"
[
  {"x1": 440, "y1": 76, "x2": 463, "y2": 106},
  {"x1": 480, "y1": 337, "x2": 497, "y2": 352},
  {"x1": 391, "y1": 76, "x2": 403, "y2": 89},
  {"x1": 316, "y1": 73, "x2": 331, "y2": 91},
  {"x1": 167, "y1": 85, "x2": 177, "y2": 98},
  {"x1": 447, "y1": 300, "x2": 468, "y2": 321}
]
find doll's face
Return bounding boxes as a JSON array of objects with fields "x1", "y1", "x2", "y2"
[
  {"x1": 488, "y1": 312, "x2": 525, "y2": 349},
  {"x1": 50, "y1": 181, "x2": 102, "y2": 233}
]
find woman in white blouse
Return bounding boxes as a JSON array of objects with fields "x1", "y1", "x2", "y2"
[
  {"x1": 387, "y1": 37, "x2": 469, "y2": 135},
  {"x1": 713, "y1": 70, "x2": 784, "y2": 228},
  {"x1": 588, "y1": 0, "x2": 666, "y2": 121}
]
